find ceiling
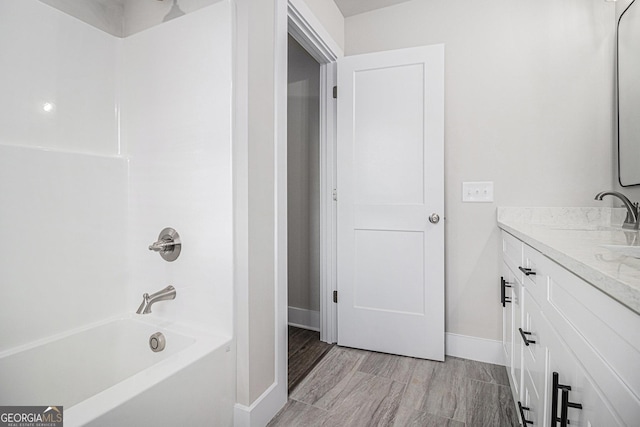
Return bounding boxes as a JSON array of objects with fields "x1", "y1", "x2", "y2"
[
  {"x1": 40, "y1": 0, "x2": 414, "y2": 36},
  {"x1": 333, "y1": 0, "x2": 412, "y2": 17},
  {"x1": 38, "y1": 0, "x2": 218, "y2": 37}
]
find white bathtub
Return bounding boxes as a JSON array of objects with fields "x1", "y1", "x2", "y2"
[{"x1": 0, "y1": 315, "x2": 235, "y2": 426}]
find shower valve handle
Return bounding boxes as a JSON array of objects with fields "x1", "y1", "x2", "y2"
[{"x1": 148, "y1": 240, "x2": 176, "y2": 252}]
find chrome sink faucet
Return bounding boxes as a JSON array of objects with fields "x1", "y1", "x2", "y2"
[
  {"x1": 595, "y1": 191, "x2": 639, "y2": 230},
  {"x1": 136, "y1": 285, "x2": 176, "y2": 314}
]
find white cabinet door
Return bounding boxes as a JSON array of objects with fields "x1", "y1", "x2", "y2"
[
  {"x1": 336, "y1": 45, "x2": 444, "y2": 360},
  {"x1": 521, "y1": 290, "x2": 547, "y2": 426},
  {"x1": 539, "y1": 311, "x2": 622, "y2": 427},
  {"x1": 512, "y1": 274, "x2": 523, "y2": 402},
  {"x1": 502, "y1": 262, "x2": 515, "y2": 371},
  {"x1": 521, "y1": 366, "x2": 543, "y2": 427},
  {"x1": 541, "y1": 258, "x2": 633, "y2": 426},
  {"x1": 572, "y1": 369, "x2": 623, "y2": 427}
]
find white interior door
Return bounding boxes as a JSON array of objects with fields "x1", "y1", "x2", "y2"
[{"x1": 336, "y1": 45, "x2": 444, "y2": 360}]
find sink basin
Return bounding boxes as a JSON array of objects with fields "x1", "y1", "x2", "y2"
[{"x1": 601, "y1": 245, "x2": 640, "y2": 258}]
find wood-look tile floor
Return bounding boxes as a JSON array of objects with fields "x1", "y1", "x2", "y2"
[
  {"x1": 271, "y1": 346, "x2": 519, "y2": 427},
  {"x1": 288, "y1": 326, "x2": 334, "y2": 392}
]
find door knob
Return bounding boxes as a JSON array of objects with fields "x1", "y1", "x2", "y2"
[{"x1": 429, "y1": 213, "x2": 440, "y2": 224}]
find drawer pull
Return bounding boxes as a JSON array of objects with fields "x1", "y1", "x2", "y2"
[
  {"x1": 552, "y1": 372, "x2": 582, "y2": 426},
  {"x1": 519, "y1": 266, "x2": 536, "y2": 276},
  {"x1": 501, "y1": 277, "x2": 512, "y2": 307},
  {"x1": 519, "y1": 328, "x2": 536, "y2": 346},
  {"x1": 560, "y1": 388, "x2": 583, "y2": 427},
  {"x1": 518, "y1": 401, "x2": 534, "y2": 425}
]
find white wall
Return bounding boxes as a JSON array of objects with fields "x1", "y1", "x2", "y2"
[
  {"x1": 122, "y1": 2, "x2": 234, "y2": 337},
  {"x1": 0, "y1": 147, "x2": 127, "y2": 352},
  {"x1": 300, "y1": 0, "x2": 345, "y2": 51},
  {"x1": 345, "y1": 0, "x2": 615, "y2": 341},
  {"x1": 122, "y1": 0, "x2": 221, "y2": 37},
  {"x1": 0, "y1": 1, "x2": 119, "y2": 155},
  {"x1": 0, "y1": 0, "x2": 234, "y2": 353},
  {"x1": 287, "y1": 36, "x2": 321, "y2": 314},
  {"x1": 38, "y1": 0, "x2": 222, "y2": 37},
  {"x1": 0, "y1": 1, "x2": 126, "y2": 351},
  {"x1": 38, "y1": 0, "x2": 124, "y2": 37},
  {"x1": 234, "y1": 0, "x2": 282, "y2": 410}
]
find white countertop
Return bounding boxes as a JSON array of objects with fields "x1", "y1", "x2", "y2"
[{"x1": 497, "y1": 207, "x2": 640, "y2": 315}]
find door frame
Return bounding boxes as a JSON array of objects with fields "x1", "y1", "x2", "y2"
[{"x1": 282, "y1": 0, "x2": 342, "y2": 347}]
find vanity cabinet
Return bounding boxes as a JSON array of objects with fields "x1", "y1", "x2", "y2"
[{"x1": 501, "y1": 231, "x2": 639, "y2": 426}]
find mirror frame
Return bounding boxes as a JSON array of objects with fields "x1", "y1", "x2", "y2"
[{"x1": 617, "y1": 0, "x2": 640, "y2": 187}]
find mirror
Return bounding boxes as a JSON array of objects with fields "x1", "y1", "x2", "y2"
[{"x1": 618, "y1": 0, "x2": 640, "y2": 186}]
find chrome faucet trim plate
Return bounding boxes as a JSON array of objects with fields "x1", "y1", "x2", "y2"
[{"x1": 149, "y1": 227, "x2": 181, "y2": 262}]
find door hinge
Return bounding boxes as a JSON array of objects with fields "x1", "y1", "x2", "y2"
[
  {"x1": 333, "y1": 86, "x2": 337, "y2": 99},
  {"x1": 333, "y1": 290, "x2": 338, "y2": 303},
  {"x1": 332, "y1": 189, "x2": 337, "y2": 201}
]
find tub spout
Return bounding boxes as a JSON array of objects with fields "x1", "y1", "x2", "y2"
[
  {"x1": 136, "y1": 293, "x2": 150, "y2": 314},
  {"x1": 136, "y1": 285, "x2": 176, "y2": 314}
]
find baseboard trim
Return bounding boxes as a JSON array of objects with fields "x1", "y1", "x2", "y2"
[
  {"x1": 233, "y1": 381, "x2": 286, "y2": 427},
  {"x1": 445, "y1": 332, "x2": 505, "y2": 366},
  {"x1": 288, "y1": 306, "x2": 320, "y2": 331}
]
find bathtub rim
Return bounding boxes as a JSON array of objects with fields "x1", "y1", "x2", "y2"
[
  {"x1": 0, "y1": 312, "x2": 225, "y2": 358},
  {"x1": 1, "y1": 313, "x2": 232, "y2": 426}
]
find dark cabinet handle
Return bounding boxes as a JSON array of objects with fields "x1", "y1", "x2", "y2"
[
  {"x1": 519, "y1": 266, "x2": 536, "y2": 276},
  {"x1": 501, "y1": 276, "x2": 512, "y2": 307},
  {"x1": 518, "y1": 401, "x2": 534, "y2": 425},
  {"x1": 519, "y1": 328, "x2": 536, "y2": 346},
  {"x1": 552, "y1": 372, "x2": 583, "y2": 426},
  {"x1": 560, "y1": 388, "x2": 583, "y2": 427},
  {"x1": 552, "y1": 373, "x2": 560, "y2": 426}
]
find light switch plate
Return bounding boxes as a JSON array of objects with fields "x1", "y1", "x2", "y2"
[{"x1": 462, "y1": 181, "x2": 494, "y2": 202}]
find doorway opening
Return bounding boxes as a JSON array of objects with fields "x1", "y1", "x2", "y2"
[
  {"x1": 280, "y1": 0, "x2": 341, "y2": 400},
  {"x1": 286, "y1": 34, "x2": 333, "y2": 392}
]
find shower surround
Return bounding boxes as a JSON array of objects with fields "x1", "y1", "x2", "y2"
[{"x1": 0, "y1": 1, "x2": 235, "y2": 424}]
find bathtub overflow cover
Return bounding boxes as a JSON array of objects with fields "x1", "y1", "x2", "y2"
[{"x1": 149, "y1": 332, "x2": 166, "y2": 352}]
